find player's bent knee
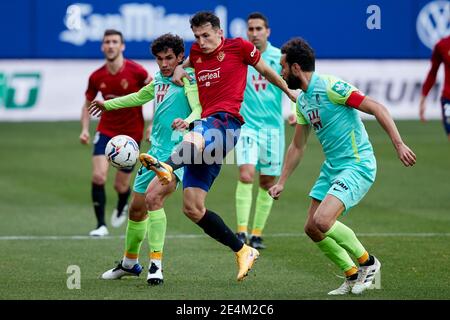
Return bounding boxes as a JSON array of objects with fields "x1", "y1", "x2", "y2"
[
  {"x1": 145, "y1": 193, "x2": 164, "y2": 211},
  {"x1": 92, "y1": 174, "x2": 106, "y2": 185},
  {"x1": 312, "y1": 215, "x2": 333, "y2": 234},
  {"x1": 128, "y1": 203, "x2": 147, "y2": 221},
  {"x1": 183, "y1": 204, "x2": 204, "y2": 222},
  {"x1": 304, "y1": 223, "x2": 316, "y2": 237},
  {"x1": 239, "y1": 175, "x2": 254, "y2": 184},
  {"x1": 114, "y1": 182, "x2": 129, "y2": 194}
]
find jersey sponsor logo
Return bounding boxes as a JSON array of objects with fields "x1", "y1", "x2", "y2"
[
  {"x1": 100, "y1": 82, "x2": 106, "y2": 90},
  {"x1": 250, "y1": 45, "x2": 257, "y2": 57},
  {"x1": 121, "y1": 78, "x2": 129, "y2": 90},
  {"x1": 332, "y1": 81, "x2": 351, "y2": 97},
  {"x1": 217, "y1": 51, "x2": 226, "y2": 62},
  {"x1": 251, "y1": 74, "x2": 268, "y2": 92},
  {"x1": 197, "y1": 68, "x2": 221, "y2": 87},
  {"x1": 156, "y1": 83, "x2": 170, "y2": 103},
  {"x1": 307, "y1": 109, "x2": 323, "y2": 131}
]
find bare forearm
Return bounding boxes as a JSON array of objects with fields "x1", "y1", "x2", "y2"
[
  {"x1": 263, "y1": 67, "x2": 291, "y2": 97},
  {"x1": 81, "y1": 101, "x2": 90, "y2": 131},
  {"x1": 373, "y1": 105, "x2": 404, "y2": 148}
]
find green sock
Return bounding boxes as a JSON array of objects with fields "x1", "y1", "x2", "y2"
[
  {"x1": 316, "y1": 237, "x2": 356, "y2": 273},
  {"x1": 235, "y1": 181, "x2": 253, "y2": 233},
  {"x1": 251, "y1": 187, "x2": 274, "y2": 236},
  {"x1": 325, "y1": 220, "x2": 366, "y2": 259},
  {"x1": 148, "y1": 208, "x2": 167, "y2": 254},
  {"x1": 124, "y1": 218, "x2": 148, "y2": 265}
]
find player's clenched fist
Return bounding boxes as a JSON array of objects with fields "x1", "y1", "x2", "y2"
[{"x1": 268, "y1": 184, "x2": 284, "y2": 200}]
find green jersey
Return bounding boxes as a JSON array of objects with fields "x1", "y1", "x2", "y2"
[
  {"x1": 296, "y1": 73, "x2": 374, "y2": 166},
  {"x1": 104, "y1": 68, "x2": 201, "y2": 152},
  {"x1": 240, "y1": 42, "x2": 283, "y2": 129}
]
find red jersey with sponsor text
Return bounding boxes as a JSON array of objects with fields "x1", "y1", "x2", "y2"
[
  {"x1": 85, "y1": 59, "x2": 149, "y2": 142},
  {"x1": 190, "y1": 37, "x2": 261, "y2": 123}
]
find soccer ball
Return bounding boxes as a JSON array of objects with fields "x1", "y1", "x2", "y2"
[{"x1": 105, "y1": 135, "x2": 139, "y2": 169}]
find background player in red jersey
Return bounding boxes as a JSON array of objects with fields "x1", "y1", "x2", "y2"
[
  {"x1": 79, "y1": 29, "x2": 150, "y2": 236},
  {"x1": 420, "y1": 35, "x2": 450, "y2": 141},
  {"x1": 139, "y1": 12, "x2": 295, "y2": 281}
]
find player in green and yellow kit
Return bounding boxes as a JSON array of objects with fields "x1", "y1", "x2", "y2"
[
  {"x1": 88, "y1": 34, "x2": 201, "y2": 285},
  {"x1": 235, "y1": 13, "x2": 296, "y2": 249},
  {"x1": 269, "y1": 38, "x2": 416, "y2": 295}
]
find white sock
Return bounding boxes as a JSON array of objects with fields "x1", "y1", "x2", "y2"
[
  {"x1": 150, "y1": 259, "x2": 162, "y2": 269},
  {"x1": 122, "y1": 257, "x2": 138, "y2": 269}
]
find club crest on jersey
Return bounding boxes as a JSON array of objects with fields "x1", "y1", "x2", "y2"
[
  {"x1": 252, "y1": 74, "x2": 268, "y2": 92},
  {"x1": 156, "y1": 84, "x2": 170, "y2": 103},
  {"x1": 121, "y1": 79, "x2": 129, "y2": 90},
  {"x1": 217, "y1": 51, "x2": 225, "y2": 62},
  {"x1": 307, "y1": 109, "x2": 323, "y2": 131}
]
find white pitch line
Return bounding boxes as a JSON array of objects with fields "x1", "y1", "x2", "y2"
[{"x1": 0, "y1": 232, "x2": 449, "y2": 241}]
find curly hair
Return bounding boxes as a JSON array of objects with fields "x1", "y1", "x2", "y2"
[
  {"x1": 151, "y1": 33, "x2": 185, "y2": 57},
  {"x1": 281, "y1": 38, "x2": 315, "y2": 72}
]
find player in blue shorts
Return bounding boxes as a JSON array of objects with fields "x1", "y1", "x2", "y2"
[
  {"x1": 89, "y1": 34, "x2": 201, "y2": 285},
  {"x1": 269, "y1": 38, "x2": 416, "y2": 295},
  {"x1": 139, "y1": 12, "x2": 296, "y2": 281}
]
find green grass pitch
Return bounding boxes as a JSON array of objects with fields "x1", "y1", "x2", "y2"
[{"x1": 0, "y1": 120, "x2": 449, "y2": 300}]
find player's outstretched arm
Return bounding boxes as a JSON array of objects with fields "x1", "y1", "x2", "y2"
[
  {"x1": 89, "y1": 82, "x2": 156, "y2": 117},
  {"x1": 88, "y1": 100, "x2": 106, "y2": 117},
  {"x1": 254, "y1": 58, "x2": 296, "y2": 102},
  {"x1": 269, "y1": 124, "x2": 310, "y2": 200},
  {"x1": 358, "y1": 96, "x2": 417, "y2": 167}
]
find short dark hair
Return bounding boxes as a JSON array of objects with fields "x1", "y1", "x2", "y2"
[
  {"x1": 103, "y1": 29, "x2": 124, "y2": 43},
  {"x1": 151, "y1": 33, "x2": 185, "y2": 57},
  {"x1": 190, "y1": 11, "x2": 221, "y2": 29},
  {"x1": 247, "y1": 12, "x2": 269, "y2": 28},
  {"x1": 281, "y1": 38, "x2": 315, "y2": 72}
]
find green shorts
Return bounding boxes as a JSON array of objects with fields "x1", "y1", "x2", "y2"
[
  {"x1": 309, "y1": 157, "x2": 376, "y2": 212},
  {"x1": 133, "y1": 146, "x2": 184, "y2": 194},
  {"x1": 235, "y1": 126, "x2": 284, "y2": 176}
]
